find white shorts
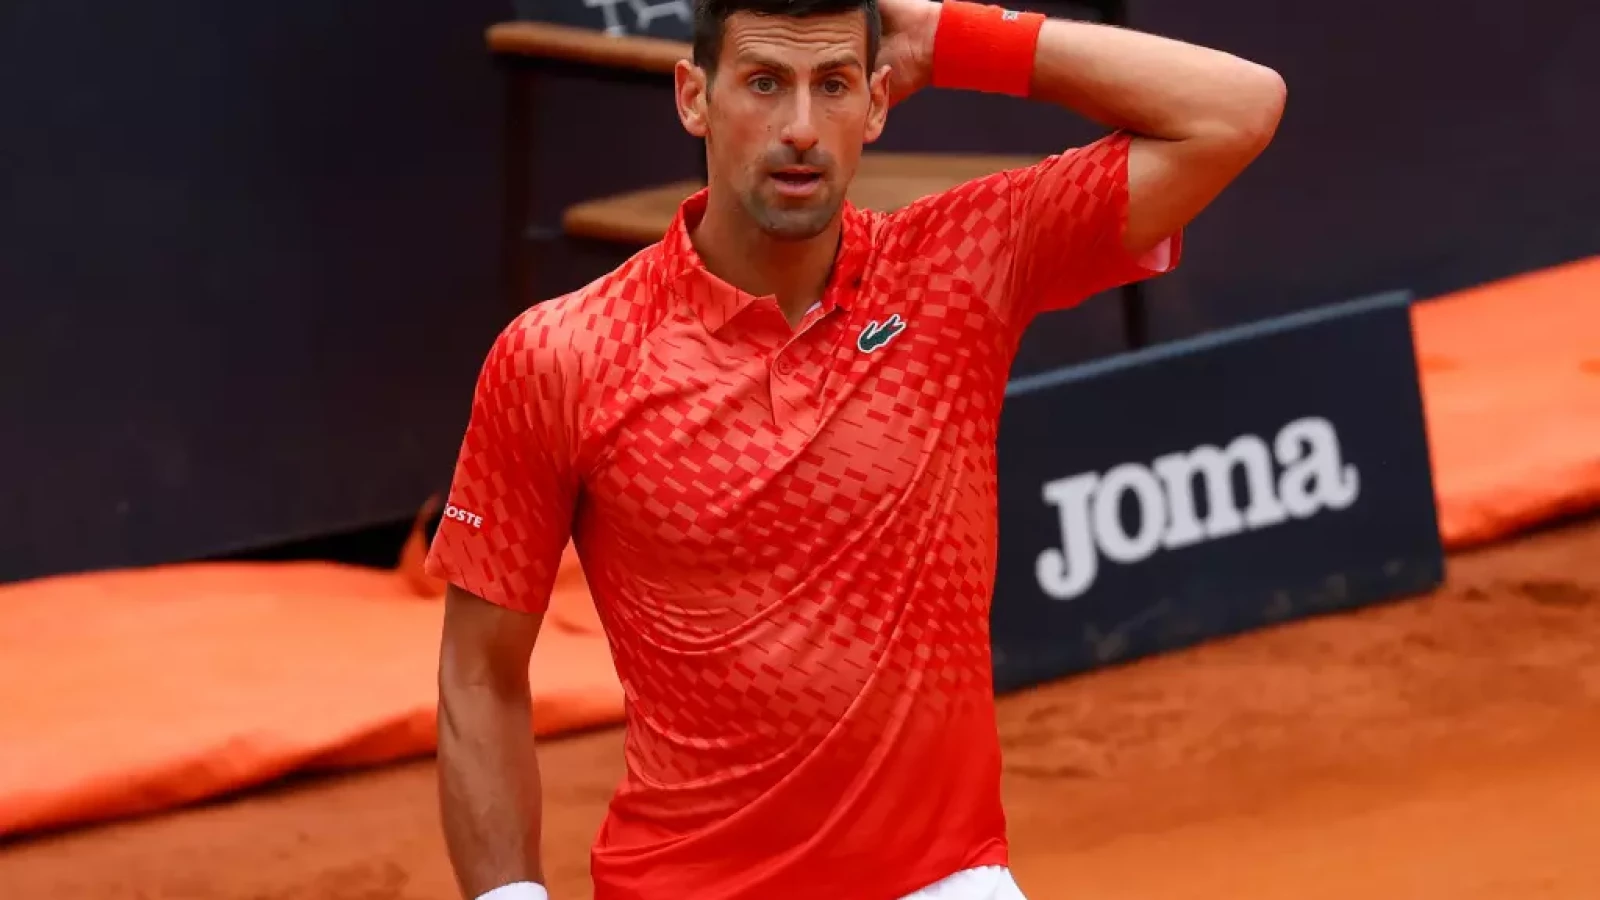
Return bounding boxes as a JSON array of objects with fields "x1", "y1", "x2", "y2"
[{"x1": 900, "y1": 866, "x2": 1028, "y2": 900}]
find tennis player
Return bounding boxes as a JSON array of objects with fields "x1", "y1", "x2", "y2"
[{"x1": 428, "y1": 0, "x2": 1283, "y2": 896}]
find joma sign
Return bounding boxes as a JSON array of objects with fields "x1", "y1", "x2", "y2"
[{"x1": 1035, "y1": 415, "x2": 1360, "y2": 600}]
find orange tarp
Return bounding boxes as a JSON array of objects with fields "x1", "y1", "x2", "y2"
[
  {"x1": 0, "y1": 540, "x2": 618, "y2": 838},
  {"x1": 1413, "y1": 255, "x2": 1600, "y2": 548},
  {"x1": 0, "y1": 256, "x2": 1596, "y2": 840}
]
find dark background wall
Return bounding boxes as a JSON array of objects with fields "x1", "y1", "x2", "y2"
[
  {"x1": 4, "y1": 0, "x2": 1596, "y2": 583},
  {"x1": 2, "y1": 1, "x2": 511, "y2": 582},
  {"x1": 1123, "y1": 0, "x2": 1600, "y2": 341}
]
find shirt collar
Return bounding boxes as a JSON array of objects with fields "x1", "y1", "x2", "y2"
[{"x1": 661, "y1": 188, "x2": 873, "y2": 333}]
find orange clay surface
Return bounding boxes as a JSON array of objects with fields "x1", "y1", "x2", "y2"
[{"x1": 3, "y1": 515, "x2": 1597, "y2": 900}]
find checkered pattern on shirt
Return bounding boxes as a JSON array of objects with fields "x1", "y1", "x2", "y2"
[{"x1": 426, "y1": 131, "x2": 1179, "y2": 900}]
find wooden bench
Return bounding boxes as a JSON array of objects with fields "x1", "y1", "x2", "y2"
[{"x1": 487, "y1": 20, "x2": 688, "y2": 74}]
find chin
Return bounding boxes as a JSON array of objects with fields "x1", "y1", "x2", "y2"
[
  {"x1": 758, "y1": 219, "x2": 833, "y2": 241},
  {"x1": 750, "y1": 199, "x2": 841, "y2": 242}
]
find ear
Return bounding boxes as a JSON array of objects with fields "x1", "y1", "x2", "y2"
[
  {"x1": 864, "y1": 63, "x2": 892, "y2": 144},
  {"x1": 675, "y1": 59, "x2": 710, "y2": 138}
]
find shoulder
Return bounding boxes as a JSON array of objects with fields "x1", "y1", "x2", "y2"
[
  {"x1": 906, "y1": 164, "x2": 1024, "y2": 215},
  {"x1": 876, "y1": 162, "x2": 1024, "y2": 272},
  {"x1": 508, "y1": 245, "x2": 673, "y2": 351},
  {"x1": 858, "y1": 166, "x2": 1029, "y2": 306},
  {"x1": 501, "y1": 246, "x2": 676, "y2": 366},
  {"x1": 481, "y1": 245, "x2": 677, "y2": 411}
]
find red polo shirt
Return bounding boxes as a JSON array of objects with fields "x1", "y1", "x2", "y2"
[{"x1": 427, "y1": 131, "x2": 1179, "y2": 900}]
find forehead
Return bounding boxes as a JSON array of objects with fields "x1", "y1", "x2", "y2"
[{"x1": 719, "y1": 10, "x2": 869, "y2": 66}]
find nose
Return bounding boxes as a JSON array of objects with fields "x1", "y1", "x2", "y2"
[{"x1": 780, "y1": 91, "x2": 819, "y2": 155}]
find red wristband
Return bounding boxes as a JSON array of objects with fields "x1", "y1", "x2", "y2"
[{"x1": 930, "y1": 0, "x2": 1046, "y2": 97}]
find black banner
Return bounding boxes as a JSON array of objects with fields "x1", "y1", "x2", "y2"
[{"x1": 991, "y1": 291, "x2": 1444, "y2": 692}]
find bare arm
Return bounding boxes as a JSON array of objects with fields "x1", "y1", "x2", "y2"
[
  {"x1": 1025, "y1": 18, "x2": 1287, "y2": 255},
  {"x1": 438, "y1": 583, "x2": 547, "y2": 898},
  {"x1": 883, "y1": 0, "x2": 1285, "y2": 255}
]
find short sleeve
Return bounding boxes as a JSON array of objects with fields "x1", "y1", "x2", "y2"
[
  {"x1": 424, "y1": 318, "x2": 580, "y2": 615},
  {"x1": 999, "y1": 131, "x2": 1182, "y2": 326}
]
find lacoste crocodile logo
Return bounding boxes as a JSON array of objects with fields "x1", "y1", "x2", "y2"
[{"x1": 857, "y1": 314, "x2": 906, "y2": 353}]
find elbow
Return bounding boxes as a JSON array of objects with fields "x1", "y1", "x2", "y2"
[
  {"x1": 1236, "y1": 64, "x2": 1287, "y2": 154},
  {"x1": 1185, "y1": 64, "x2": 1286, "y2": 164}
]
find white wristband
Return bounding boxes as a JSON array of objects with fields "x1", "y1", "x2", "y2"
[{"x1": 475, "y1": 882, "x2": 549, "y2": 900}]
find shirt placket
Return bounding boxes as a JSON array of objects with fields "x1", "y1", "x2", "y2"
[{"x1": 769, "y1": 306, "x2": 834, "y2": 433}]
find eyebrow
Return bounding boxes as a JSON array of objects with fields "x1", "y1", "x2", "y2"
[
  {"x1": 816, "y1": 53, "x2": 863, "y2": 73},
  {"x1": 734, "y1": 51, "x2": 864, "y2": 75}
]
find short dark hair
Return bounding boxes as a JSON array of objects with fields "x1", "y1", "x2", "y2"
[{"x1": 692, "y1": 0, "x2": 882, "y2": 76}]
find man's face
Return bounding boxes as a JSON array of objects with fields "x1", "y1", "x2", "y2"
[{"x1": 677, "y1": 11, "x2": 890, "y2": 241}]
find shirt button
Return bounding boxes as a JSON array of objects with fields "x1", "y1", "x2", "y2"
[{"x1": 774, "y1": 356, "x2": 793, "y2": 375}]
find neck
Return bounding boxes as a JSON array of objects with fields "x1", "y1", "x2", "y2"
[{"x1": 690, "y1": 190, "x2": 843, "y2": 327}]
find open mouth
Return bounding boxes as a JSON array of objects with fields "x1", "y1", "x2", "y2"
[{"x1": 769, "y1": 169, "x2": 823, "y2": 196}]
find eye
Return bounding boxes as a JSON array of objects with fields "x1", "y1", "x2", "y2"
[
  {"x1": 750, "y1": 75, "x2": 779, "y2": 94},
  {"x1": 821, "y1": 78, "x2": 849, "y2": 95}
]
